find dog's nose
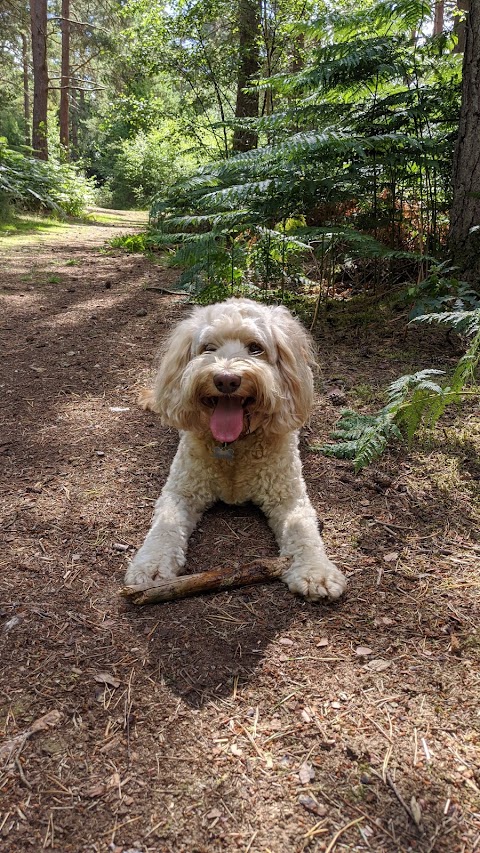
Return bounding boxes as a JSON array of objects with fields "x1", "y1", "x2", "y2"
[{"x1": 213, "y1": 372, "x2": 242, "y2": 394}]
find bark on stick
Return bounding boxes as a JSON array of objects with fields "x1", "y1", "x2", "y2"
[{"x1": 120, "y1": 558, "x2": 289, "y2": 605}]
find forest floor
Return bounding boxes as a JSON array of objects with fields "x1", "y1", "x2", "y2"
[{"x1": 1, "y1": 209, "x2": 479, "y2": 853}]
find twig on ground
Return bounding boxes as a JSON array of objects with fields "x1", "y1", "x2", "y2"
[
  {"x1": 119, "y1": 558, "x2": 290, "y2": 605},
  {"x1": 14, "y1": 758, "x2": 31, "y2": 789},
  {"x1": 145, "y1": 286, "x2": 186, "y2": 295},
  {"x1": 381, "y1": 771, "x2": 423, "y2": 832}
]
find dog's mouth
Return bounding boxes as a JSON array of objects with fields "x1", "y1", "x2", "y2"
[{"x1": 201, "y1": 395, "x2": 256, "y2": 443}]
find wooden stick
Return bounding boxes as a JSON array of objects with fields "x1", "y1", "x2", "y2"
[{"x1": 119, "y1": 557, "x2": 290, "y2": 605}]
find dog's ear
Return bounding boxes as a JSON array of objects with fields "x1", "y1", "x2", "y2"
[
  {"x1": 148, "y1": 318, "x2": 196, "y2": 428},
  {"x1": 138, "y1": 387, "x2": 157, "y2": 411},
  {"x1": 271, "y1": 307, "x2": 315, "y2": 430}
]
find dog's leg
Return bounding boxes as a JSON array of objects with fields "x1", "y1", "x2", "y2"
[
  {"x1": 263, "y1": 491, "x2": 346, "y2": 602},
  {"x1": 125, "y1": 496, "x2": 201, "y2": 585},
  {"x1": 125, "y1": 438, "x2": 215, "y2": 586},
  {"x1": 125, "y1": 487, "x2": 211, "y2": 586}
]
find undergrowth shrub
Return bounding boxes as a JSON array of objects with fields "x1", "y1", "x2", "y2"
[
  {"x1": 145, "y1": 0, "x2": 460, "y2": 306},
  {"x1": 0, "y1": 138, "x2": 95, "y2": 217},
  {"x1": 96, "y1": 129, "x2": 197, "y2": 209}
]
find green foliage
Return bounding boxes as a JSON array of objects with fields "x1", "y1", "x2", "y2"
[
  {"x1": 0, "y1": 107, "x2": 26, "y2": 149},
  {"x1": 407, "y1": 262, "x2": 480, "y2": 320},
  {"x1": 145, "y1": 0, "x2": 461, "y2": 304},
  {"x1": 101, "y1": 128, "x2": 197, "y2": 208},
  {"x1": 110, "y1": 232, "x2": 153, "y2": 253},
  {"x1": 409, "y1": 307, "x2": 480, "y2": 425},
  {"x1": 0, "y1": 139, "x2": 95, "y2": 217},
  {"x1": 319, "y1": 307, "x2": 480, "y2": 471},
  {"x1": 318, "y1": 369, "x2": 444, "y2": 471}
]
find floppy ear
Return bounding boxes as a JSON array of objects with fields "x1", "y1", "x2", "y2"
[
  {"x1": 271, "y1": 306, "x2": 315, "y2": 431},
  {"x1": 145, "y1": 317, "x2": 197, "y2": 429},
  {"x1": 138, "y1": 387, "x2": 157, "y2": 412}
]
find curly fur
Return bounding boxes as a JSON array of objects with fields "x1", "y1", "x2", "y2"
[{"x1": 126, "y1": 298, "x2": 346, "y2": 601}]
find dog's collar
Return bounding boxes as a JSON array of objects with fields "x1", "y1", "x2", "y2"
[{"x1": 212, "y1": 442, "x2": 235, "y2": 460}]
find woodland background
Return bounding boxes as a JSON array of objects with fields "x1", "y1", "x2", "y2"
[{"x1": 1, "y1": 0, "x2": 480, "y2": 460}]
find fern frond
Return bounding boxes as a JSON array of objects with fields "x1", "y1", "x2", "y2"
[
  {"x1": 411, "y1": 309, "x2": 480, "y2": 336},
  {"x1": 317, "y1": 358, "x2": 476, "y2": 471},
  {"x1": 317, "y1": 409, "x2": 402, "y2": 471},
  {"x1": 387, "y1": 368, "x2": 445, "y2": 403}
]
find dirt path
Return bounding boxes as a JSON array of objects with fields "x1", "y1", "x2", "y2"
[{"x1": 1, "y1": 212, "x2": 479, "y2": 853}]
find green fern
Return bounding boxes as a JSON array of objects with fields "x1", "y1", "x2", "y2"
[
  {"x1": 144, "y1": 0, "x2": 459, "y2": 303},
  {"x1": 320, "y1": 409, "x2": 403, "y2": 471},
  {"x1": 318, "y1": 308, "x2": 480, "y2": 471},
  {"x1": 408, "y1": 308, "x2": 480, "y2": 426},
  {"x1": 318, "y1": 369, "x2": 446, "y2": 471}
]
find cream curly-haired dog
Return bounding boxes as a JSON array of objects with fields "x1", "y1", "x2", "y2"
[{"x1": 125, "y1": 298, "x2": 346, "y2": 601}]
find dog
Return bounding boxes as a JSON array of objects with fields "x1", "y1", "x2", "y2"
[{"x1": 125, "y1": 298, "x2": 346, "y2": 601}]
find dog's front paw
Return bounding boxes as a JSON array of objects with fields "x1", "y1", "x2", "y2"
[
  {"x1": 283, "y1": 559, "x2": 346, "y2": 602},
  {"x1": 124, "y1": 554, "x2": 176, "y2": 587}
]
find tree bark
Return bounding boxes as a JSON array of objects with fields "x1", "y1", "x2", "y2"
[
  {"x1": 232, "y1": 0, "x2": 260, "y2": 152},
  {"x1": 70, "y1": 82, "x2": 78, "y2": 158},
  {"x1": 433, "y1": 1, "x2": 444, "y2": 34},
  {"x1": 21, "y1": 32, "x2": 31, "y2": 148},
  {"x1": 120, "y1": 558, "x2": 289, "y2": 605},
  {"x1": 59, "y1": 0, "x2": 70, "y2": 156},
  {"x1": 30, "y1": 0, "x2": 48, "y2": 159},
  {"x1": 454, "y1": 0, "x2": 470, "y2": 53},
  {"x1": 449, "y1": 0, "x2": 480, "y2": 287}
]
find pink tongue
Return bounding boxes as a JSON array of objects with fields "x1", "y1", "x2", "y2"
[{"x1": 210, "y1": 397, "x2": 244, "y2": 443}]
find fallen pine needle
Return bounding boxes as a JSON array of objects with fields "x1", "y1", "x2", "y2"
[
  {"x1": 143, "y1": 819, "x2": 164, "y2": 839},
  {"x1": 102, "y1": 815, "x2": 142, "y2": 838},
  {"x1": 325, "y1": 816, "x2": 365, "y2": 853},
  {"x1": 303, "y1": 818, "x2": 328, "y2": 839},
  {"x1": 379, "y1": 771, "x2": 423, "y2": 831}
]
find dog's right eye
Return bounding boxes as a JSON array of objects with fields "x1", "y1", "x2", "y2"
[{"x1": 202, "y1": 343, "x2": 217, "y2": 353}]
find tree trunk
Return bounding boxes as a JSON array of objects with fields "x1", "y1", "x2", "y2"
[
  {"x1": 433, "y1": 1, "x2": 444, "y2": 34},
  {"x1": 70, "y1": 83, "x2": 78, "y2": 158},
  {"x1": 21, "y1": 32, "x2": 31, "y2": 148},
  {"x1": 59, "y1": 0, "x2": 70, "y2": 156},
  {"x1": 449, "y1": 0, "x2": 480, "y2": 287},
  {"x1": 232, "y1": 0, "x2": 260, "y2": 153},
  {"x1": 454, "y1": 0, "x2": 470, "y2": 53},
  {"x1": 30, "y1": 0, "x2": 48, "y2": 159}
]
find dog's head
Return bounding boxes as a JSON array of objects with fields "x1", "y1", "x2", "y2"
[{"x1": 142, "y1": 299, "x2": 315, "y2": 440}]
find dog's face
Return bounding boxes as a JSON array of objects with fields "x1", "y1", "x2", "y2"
[{"x1": 145, "y1": 299, "x2": 315, "y2": 440}]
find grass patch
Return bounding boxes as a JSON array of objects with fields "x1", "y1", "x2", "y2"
[
  {"x1": 0, "y1": 213, "x2": 68, "y2": 239},
  {"x1": 110, "y1": 231, "x2": 153, "y2": 253},
  {"x1": 85, "y1": 209, "x2": 148, "y2": 227}
]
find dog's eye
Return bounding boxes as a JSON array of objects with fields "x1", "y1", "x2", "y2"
[
  {"x1": 248, "y1": 342, "x2": 264, "y2": 355},
  {"x1": 202, "y1": 343, "x2": 217, "y2": 353}
]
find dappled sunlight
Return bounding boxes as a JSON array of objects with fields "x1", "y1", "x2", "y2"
[
  {"x1": 41, "y1": 290, "x2": 135, "y2": 329},
  {"x1": 0, "y1": 291, "x2": 45, "y2": 310},
  {"x1": 1, "y1": 0, "x2": 479, "y2": 842},
  {"x1": 0, "y1": 214, "x2": 68, "y2": 239},
  {"x1": 1, "y1": 214, "x2": 479, "y2": 853}
]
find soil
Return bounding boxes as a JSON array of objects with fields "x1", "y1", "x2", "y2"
[{"x1": 1, "y1": 210, "x2": 479, "y2": 853}]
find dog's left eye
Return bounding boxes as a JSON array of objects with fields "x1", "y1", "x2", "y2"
[
  {"x1": 248, "y1": 342, "x2": 264, "y2": 355},
  {"x1": 202, "y1": 343, "x2": 217, "y2": 353}
]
